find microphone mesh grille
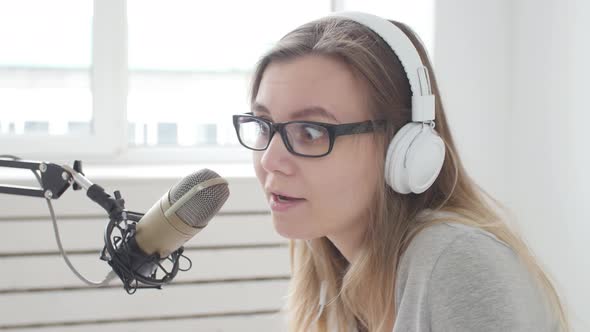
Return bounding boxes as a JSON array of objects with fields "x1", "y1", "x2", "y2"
[{"x1": 169, "y1": 169, "x2": 230, "y2": 228}]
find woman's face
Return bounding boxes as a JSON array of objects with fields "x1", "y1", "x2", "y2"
[{"x1": 253, "y1": 54, "x2": 381, "y2": 242}]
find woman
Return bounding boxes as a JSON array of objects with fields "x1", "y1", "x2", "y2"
[{"x1": 232, "y1": 11, "x2": 568, "y2": 331}]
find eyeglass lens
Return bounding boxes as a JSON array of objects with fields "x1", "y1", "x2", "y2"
[{"x1": 237, "y1": 117, "x2": 331, "y2": 156}]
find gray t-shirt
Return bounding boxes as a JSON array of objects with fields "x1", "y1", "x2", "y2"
[{"x1": 392, "y1": 222, "x2": 558, "y2": 332}]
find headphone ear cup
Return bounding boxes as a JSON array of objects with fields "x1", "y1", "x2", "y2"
[
  {"x1": 405, "y1": 126, "x2": 445, "y2": 193},
  {"x1": 385, "y1": 123, "x2": 445, "y2": 194},
  {"x1": 385, "y1": 123, "x2": 417, "y2": 193}
]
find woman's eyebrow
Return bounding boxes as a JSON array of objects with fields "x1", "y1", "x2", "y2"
[
  {"x1": 251, "y1": 102, "x2": 270, "y2": 115},
  {"x1": 252, "y1": 102, "x2": 338, "y2": 122},
  {"x1": 291, "y1": 107, "x2": 339, "y2": 122}
]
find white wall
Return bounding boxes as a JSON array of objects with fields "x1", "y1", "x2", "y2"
[
  {"x1": 510, "y1": 0, "x2": 590, "y2": 329},
  {"x1": 435, "y1": 0, "x2": 589, "y2": 330},
  {"x1": 570, "y1": 0, "x2": 590, "y2": 323},
  {"x1": 434, "y1": 0, "x2": 512, "y2": 202}
]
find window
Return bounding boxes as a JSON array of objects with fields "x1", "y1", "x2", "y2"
[
  {"x1": 0, "y1": 0, "x2": 126, "y2": 158},
  {"x1": 0, "y1": 1, "x2": 93, "y2": 139},
  {"x1": 0, "y1": 0, "x2": 434, "y2": 164},
  {"x1": 126, "y1": 0, "x2": 330, "y2": 154}
]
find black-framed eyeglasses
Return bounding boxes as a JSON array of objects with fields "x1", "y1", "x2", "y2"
[{"x1": 232, "y1": 113, "x2": 386, "y2": 157}]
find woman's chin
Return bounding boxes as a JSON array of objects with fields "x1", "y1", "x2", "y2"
[{"x1": 272, "y1": 216, "x2": 315, "y2": 240}]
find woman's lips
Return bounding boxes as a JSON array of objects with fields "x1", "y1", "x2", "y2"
[{"x1": 269, "y1": 193, "x2": 306, "y2": 212}]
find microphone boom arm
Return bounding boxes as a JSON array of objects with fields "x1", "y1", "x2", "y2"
[
  {"x1": 0, "y1": 157, "x2": 191, "y2": 293},
  {"x1": 0, "y1": 158, "x2": 74, "y2": 199}
]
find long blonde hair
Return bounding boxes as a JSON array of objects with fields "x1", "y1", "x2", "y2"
[{"x1": 250, "y1": 16, "x2": 569, "y2": 332}]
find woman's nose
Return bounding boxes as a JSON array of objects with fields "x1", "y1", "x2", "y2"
[{"x1": 259, "y1": 132, "x2": 294, "y2": 174}]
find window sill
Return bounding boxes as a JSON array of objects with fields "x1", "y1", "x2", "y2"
[{"x1": 0, "y1": 162, "x2": 256, "y2": 182}]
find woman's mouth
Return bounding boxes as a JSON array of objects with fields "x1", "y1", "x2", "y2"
[{"x1": 270, "y1": 193, "x2": 306, "y2": 212}]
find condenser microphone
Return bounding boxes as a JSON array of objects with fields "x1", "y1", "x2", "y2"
[
  {"x1": 63, "y1": 165, "x2": 230, "y2": 292},
  {"x1": 123, "y1": 169, "x2": 230, "y2": 281},
  {"x1": 133, "y1": 169, "x2": 229, "y2": 260}
]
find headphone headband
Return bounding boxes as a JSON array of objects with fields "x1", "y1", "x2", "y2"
[{"x1": 328, "y1": 11, "x2": 435, "y2": 122}]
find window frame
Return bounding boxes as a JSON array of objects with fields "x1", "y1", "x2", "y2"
[{"x1": 0, "y1": 0, "x2": 128, "y2": 159}]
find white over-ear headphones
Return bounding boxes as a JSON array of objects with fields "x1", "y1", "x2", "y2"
[{"x1": 329, "y1": 11, "x2": 446, "y2": 194}]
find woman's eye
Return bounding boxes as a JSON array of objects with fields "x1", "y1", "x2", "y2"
[
  {"x1": 258, "y1": 122, "x2": 270, "y2": 136},
  {"x1": 299, "y1": 125, "x2": 326, "y2": 142},
  {"x1": 305, "y1": 127, "x2": 322, "y2": 139}
]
